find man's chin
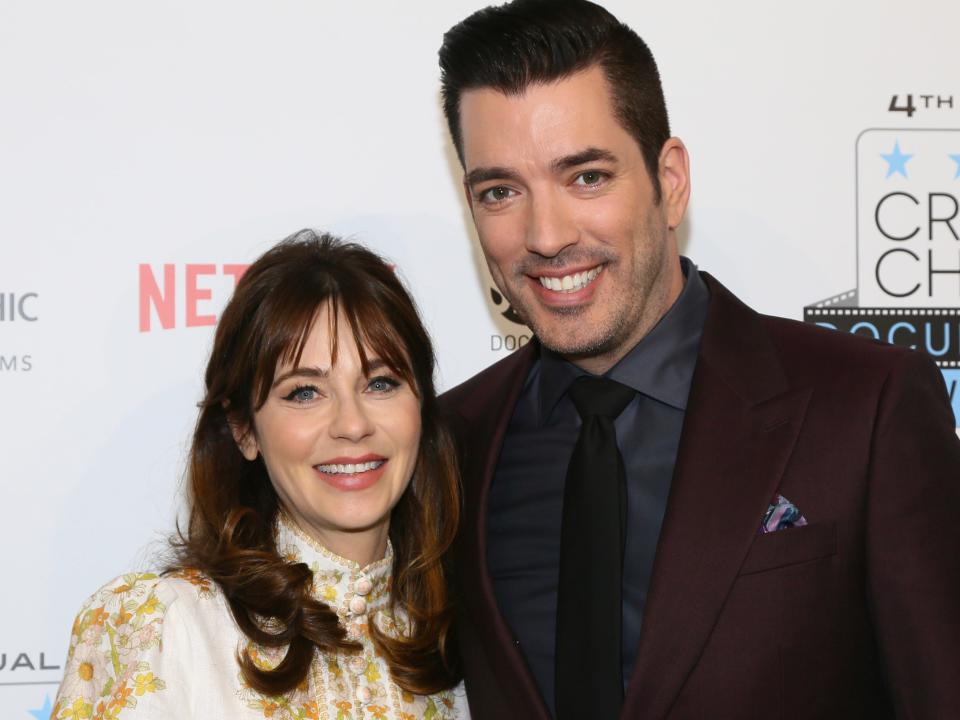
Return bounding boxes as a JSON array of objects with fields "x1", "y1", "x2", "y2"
[{"x1": 531, "y1": 323, "x2": 618, "y2": 359}]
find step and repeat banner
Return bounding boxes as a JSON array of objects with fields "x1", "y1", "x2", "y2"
[{"x1": 1, "y1": 1, "x2": 957, "y2": 716}]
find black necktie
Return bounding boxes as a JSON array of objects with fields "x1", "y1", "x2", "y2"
[{"x1": 555, "y1": 375, "x2": 635, "y2": 720}]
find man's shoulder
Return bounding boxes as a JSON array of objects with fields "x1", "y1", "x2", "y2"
[
  {"x1": 439, "y1": 342, "x2": 535, "y2": 418},
  {"x1": 704, "y1": 273, "x2": 922, "y2": 384},
  {"x1": 758, "y1": 311, "x2": 916, "y2": 377}
]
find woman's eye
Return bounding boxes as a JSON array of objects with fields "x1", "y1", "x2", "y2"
[
  {"x1": 573, "y1": 170, "x2": 607, "y2": 187},
  {"x1": 283, "y1": 385, "x2": 319, "y2": 403},
  {"x1": 367, "y1": 376, "x2": 401, "y2": 393},
  {"x1": 479, "y1": 186, "x2": 516, "y2": 205}
]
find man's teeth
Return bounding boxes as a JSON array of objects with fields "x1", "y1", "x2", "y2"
[
  {"x1": 317, "y1": 460, "x2": 385, "y2": 475},
  {"x1": 538, "y1": 266, "x2": 601, "y2": 293}
]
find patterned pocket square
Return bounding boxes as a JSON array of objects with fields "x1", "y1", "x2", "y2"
[{"x1": 760, "y1": 495, "x2": 808, "y2": 534}]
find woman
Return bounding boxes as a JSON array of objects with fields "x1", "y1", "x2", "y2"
[{"x1": 53, "y1": 230, "x2": 468, "y2": 719}]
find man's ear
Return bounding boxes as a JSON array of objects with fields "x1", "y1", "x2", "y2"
[
  {"x1": 657, "y1": 137, "x2": 691, "y2": 231},
  {"x1": 228, "y1": 415, "x2": 259, "y2": 461}
]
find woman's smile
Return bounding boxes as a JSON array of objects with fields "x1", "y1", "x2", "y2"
[{"x1": 314, "y1": 454, "x2": 389, "y2": 491}]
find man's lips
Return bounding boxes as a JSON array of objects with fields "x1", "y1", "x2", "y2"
[
  {"x1": 533, "y1": 264, "x2": 603, "y2": 293},
  {"x1": 527, "y1": 264, "x2": 605, "y2": 303}
]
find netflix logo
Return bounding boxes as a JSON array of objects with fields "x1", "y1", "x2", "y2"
[{"x1": 138, "y1": 263, "x2": 249, "y2": 332}]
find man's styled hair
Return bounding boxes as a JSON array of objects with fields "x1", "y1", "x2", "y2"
[{"x1": 439, "y1": 0, "x2": 671, "y2": 201}]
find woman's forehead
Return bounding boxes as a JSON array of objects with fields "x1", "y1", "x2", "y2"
[{"x1": 275, "y1": 305, "x2": 393, "y2": 374}]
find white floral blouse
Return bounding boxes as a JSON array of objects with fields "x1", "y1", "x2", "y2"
[{"x1": 53, "y1": 517, "x2": 469, "y2": 720}]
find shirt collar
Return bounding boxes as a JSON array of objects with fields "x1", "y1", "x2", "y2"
[{"x1": 538, "y1": 257, "x2": 709, "y2": 421}]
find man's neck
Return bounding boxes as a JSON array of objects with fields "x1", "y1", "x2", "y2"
[{"x1": 564, "y1": 260, "x2": 686, "y2": 375}]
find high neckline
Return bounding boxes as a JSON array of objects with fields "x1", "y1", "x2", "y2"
[{"x1": 276, "y1": 511, "x2": 394, "y2": 577}]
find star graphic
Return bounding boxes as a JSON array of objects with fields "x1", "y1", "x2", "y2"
[
  {"x1": 951, "y1": 154, "x2": 960, "y2": 179},
  {"x1": 881, "y1": 140, "x2": 913, "y2": 178},
  {"x1": 28, "y1": 694, "x2": 53, "y2": 720}
]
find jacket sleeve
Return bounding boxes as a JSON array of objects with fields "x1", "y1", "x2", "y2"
[
  {"x1": 52, "y1": 572, "x2": 191, "y2": 719},
  {"x1": 867, "y1": 349, "x2": 960, "y2": 718}
]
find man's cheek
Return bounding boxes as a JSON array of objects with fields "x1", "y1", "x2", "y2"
[{"x1": 479, "y1": 239, "x2": 516, "y2": 275}]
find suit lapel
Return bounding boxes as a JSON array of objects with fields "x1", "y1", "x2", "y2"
[
  {"x1": 623, "y1": 275, "x2": 811, "y2": 719},
  {"x1": 450, "y1": 342, "x2": 551, "y2": 718}
]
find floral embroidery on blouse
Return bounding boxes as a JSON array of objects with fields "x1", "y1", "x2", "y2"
[
  {"x1": 53, "y1": 573, "x2": 171, "y2": 719},
  {"x1": 53, "y1": 517, "x2": 468, "y2": 719}
]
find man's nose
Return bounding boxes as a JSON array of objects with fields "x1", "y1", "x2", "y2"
[
  {"x1": 524, "y1": 191, "x2": 579, "y2": 257},
  {"x1": 328, "y1": 394, "x2": 375, "y2": 442}
]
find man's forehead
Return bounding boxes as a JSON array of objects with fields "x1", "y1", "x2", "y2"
[{"x1": 458, "y1": 66, "x2": 628, "y2": 170}]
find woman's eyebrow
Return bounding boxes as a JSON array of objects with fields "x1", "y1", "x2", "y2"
[
  {"x1": 366, "y1": 358, "x2": 388, "y2": 373},
  {"x1": 271, "y1": 366, "x2": 329, "y2": 388}
]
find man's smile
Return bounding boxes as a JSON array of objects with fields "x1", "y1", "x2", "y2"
[{"x1": 535, "y1": 265, "x2": 602, "y2": 293}]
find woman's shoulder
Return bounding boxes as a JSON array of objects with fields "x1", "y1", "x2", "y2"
[
  {"x1": 72, "y1": 569, "x2": 223, "y2": 627},
  {"x1": 54, "y1": 570, "x2": 226, "y2": 719}
]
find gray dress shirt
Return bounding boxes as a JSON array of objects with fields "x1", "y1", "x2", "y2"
[{"x1": 486, "y1": 258, "x2": 709, "y2": 718}]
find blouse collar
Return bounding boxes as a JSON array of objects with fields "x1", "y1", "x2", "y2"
[{"x1": 275, "y1": 513, "x2": 393, "y2": 621}]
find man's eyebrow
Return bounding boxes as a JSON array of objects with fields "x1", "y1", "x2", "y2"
[
  {"x1": 551, "y1": 147, "x2": 618, "y2": 172},
  {"x1": 271, "y1": 366, "x2": 329, "y2": 388},
  {"x1": 464, "y1": 166, "x2": 523, "y2": 188},
  {"x1": 464, "y1": 149, "x2": 619, "y2": 187}
]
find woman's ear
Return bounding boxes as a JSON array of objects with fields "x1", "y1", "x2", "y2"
[{"x1": 227, "y1": 411, "x2": 259, "y2": 461}]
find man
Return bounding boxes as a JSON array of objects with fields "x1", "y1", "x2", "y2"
[{"x1": 437, "y1": 1, "x2": 960, "y2": 719}]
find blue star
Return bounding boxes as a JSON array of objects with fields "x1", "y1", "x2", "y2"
[
  {"x1": 881, "y1": 140, "x2": 913, "y2": 178},
  {"x1": 27, "y1": 694, "x2": 52, "y2": 720},
  {"x1": 951, "y1": 154, "x2": 960, "y2": 179}
]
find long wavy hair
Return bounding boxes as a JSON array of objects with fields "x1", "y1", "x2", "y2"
[{"x1": 168, "y1": 229, "x2": 461, "y2": 695}]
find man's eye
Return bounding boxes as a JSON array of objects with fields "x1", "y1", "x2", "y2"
[
  {"x1": 283, "y1": 385, "x2": 319, "y2": 403},
  {"x1": 367, "y1": 376, "x2": 401, "y2": 393},
  {"x1": 479, "y1": 186, "x2": 516, "y2": 204},
  {"x1": 573, "y1": 171, "x2": 607, "y2": 187}
]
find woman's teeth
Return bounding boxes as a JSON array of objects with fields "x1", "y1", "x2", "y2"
[
  {"x1": 538, "y1": 266, "x2": 601, "y2": 293},
  {"x1": 316, "y1": 460, "x2": 385, "y2": 475}
]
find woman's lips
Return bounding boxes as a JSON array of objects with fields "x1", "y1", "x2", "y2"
[{"x1": 313, "y1": 456, "x2": 387, "y2": 491}]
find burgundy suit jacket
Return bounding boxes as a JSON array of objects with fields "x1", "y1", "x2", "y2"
[{"x1": 439, "y1": 274, "x2": 960, "y2": 720}]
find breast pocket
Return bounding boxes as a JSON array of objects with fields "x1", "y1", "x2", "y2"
[{"x1": 738, "y1": 521, "x2": 837, "y2": 576}]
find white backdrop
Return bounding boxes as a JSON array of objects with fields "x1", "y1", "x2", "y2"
[{"x1": 2, "y1": 1, "x2": 958, "y2": 716}]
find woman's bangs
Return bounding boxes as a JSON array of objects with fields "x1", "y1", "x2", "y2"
[
  {"x1": 251, "y1": 293, "x2": 330, "y2": 409},
  {"x1": 250, "y1": 288, "x2": 417, "y2": 408},
  {"x1": 343, "y1": 292, "x2": 419, "y2": 395}
]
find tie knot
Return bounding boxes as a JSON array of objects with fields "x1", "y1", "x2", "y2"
[{"x1": 567, "y1": 375, "x2": 635, "y2": 421}]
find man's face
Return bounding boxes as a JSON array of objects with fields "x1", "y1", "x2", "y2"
[{"x1": 459, "y1": 65, "x2": 688, "y2": 372}]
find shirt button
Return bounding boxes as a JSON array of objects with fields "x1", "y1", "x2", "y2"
[
  {"x1": 349, "y1": 596, "x2": 367, "y2": 615},
  {"x1": 349, "y1": 655, "x2": 367, "y2": 674},
  {"x1": 356, "y1": 685, "x2": 372, "y2": 704},
  {"x1": 354, "y1": 578, "x2": 373, "y2": 596}
]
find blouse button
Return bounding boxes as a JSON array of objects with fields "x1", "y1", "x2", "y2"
[
  {"x1": 356, "y1": 685, "x2": 372, "y2": 704},
  {"x1": 355, "y1": 578, "x2": 373, "y2": 596},
  {"x1": 349, "y1": 655, "x2": 367, "y2": 674},
  {"x1": 349, "y1": 596, "x2": 367, "y2": 615}
]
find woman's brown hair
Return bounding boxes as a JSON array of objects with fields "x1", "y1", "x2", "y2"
[{"x1": 169, "y1": 229, "x2": 461, "y2": 695}]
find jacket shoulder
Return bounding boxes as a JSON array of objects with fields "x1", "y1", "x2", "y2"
[
  {"x1": 759, "y1": 312, "x2": 925, "y2": 380},
  {"x1": 440, "y1": 343, "x2": 535, "y2": 419}
]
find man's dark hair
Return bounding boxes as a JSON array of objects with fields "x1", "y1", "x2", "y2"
[{"x1": 439, "y1": 0, "x2": 671, "y2": 201}]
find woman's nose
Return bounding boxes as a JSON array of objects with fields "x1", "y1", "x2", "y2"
[{"x1": 328, "y1": 394, "x2": 375, "y2": 441}]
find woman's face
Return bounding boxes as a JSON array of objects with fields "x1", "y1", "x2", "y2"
[{"x1": 238, "y1": 304, "x2": 421, "y2": 559}]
